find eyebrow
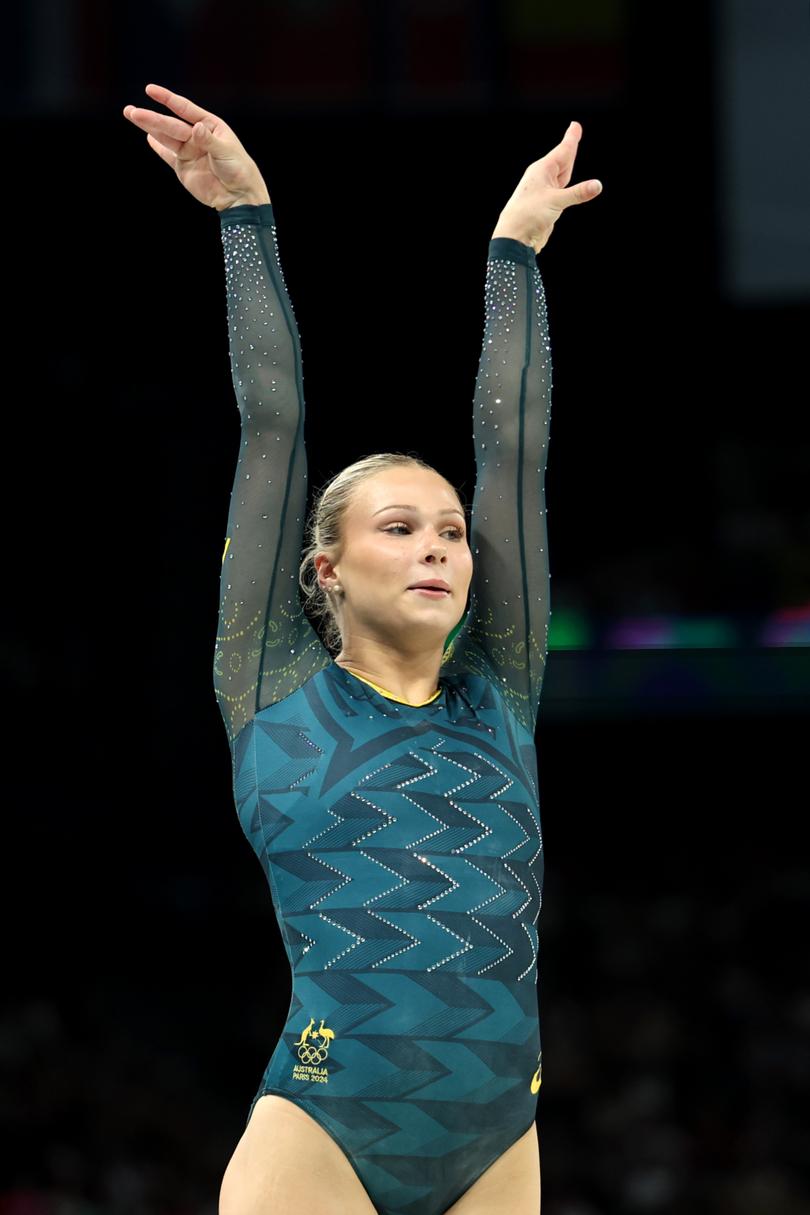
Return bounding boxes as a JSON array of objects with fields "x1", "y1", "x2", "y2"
[{"x1": 373, "y1": 504, "x2": 466, "y2": 520}]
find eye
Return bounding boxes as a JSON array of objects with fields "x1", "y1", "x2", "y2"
[{"x1": 383, "y1": 523, "x2": 465, "y2": 540}]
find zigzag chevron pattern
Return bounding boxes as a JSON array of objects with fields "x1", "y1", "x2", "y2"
[{"x1": 232, "y1": 662, "x2": 544, "y2": 1215}]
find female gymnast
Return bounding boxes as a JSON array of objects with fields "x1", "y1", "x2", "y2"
[{"x1": 123, "y1": 83, "x2": 601, "y2": 1215}]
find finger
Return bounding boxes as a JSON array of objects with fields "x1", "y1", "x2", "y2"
[
  {"x1": 544, "y1": 121, "x2": 582, "y2": 182},
  {"x1": 123, "y1": 105, "x2": 189, "y2": 152},
  {"x1": 143, "y1": 82, "x2": 220, "y2": 128},
  {"x1": 550, "y1": 121, "x2": 581, "y2": 154},
  {"x1": 183, "y1": 120, "x2": 240, "y2": 164},
  {"x1": 528, "y1": 121, "x2": 580, "y2": 172},
  {"x1": 145, "y1": 131, "x2": 179, "y2": 169}
]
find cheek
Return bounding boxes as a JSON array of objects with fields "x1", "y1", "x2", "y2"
[{"x1": 366, "y1": 537, "x2": 410, "y2": 578}]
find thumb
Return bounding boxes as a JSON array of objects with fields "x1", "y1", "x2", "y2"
[{"x1": 569, "y1": 178, "x2": 602, "y2": 205}]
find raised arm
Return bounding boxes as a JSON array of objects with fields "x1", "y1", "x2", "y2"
[
  {"x1": 442, "y1": 238, "x2": 552, "y2": 737},
  {"x1": 214, "y1": 204, "x2": 329, "y2": 747},
  {"x1": 122, "y1": 85, "x2": 330, "y2": 748},
  {"x1": 443, "y1": 123, "x2": 602, "y2": 737}
]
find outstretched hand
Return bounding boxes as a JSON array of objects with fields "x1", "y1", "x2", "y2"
[
  {"x1": 492, "y1": 121, "x2": 602, "y2": 253},
  {"x1": 122, "y1": 83, "x2": 271, "y2": 211}
]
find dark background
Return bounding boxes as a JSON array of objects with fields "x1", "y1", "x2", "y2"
[{"x1": 4, "y1": 1, "x2": 809, "y2": 1213}]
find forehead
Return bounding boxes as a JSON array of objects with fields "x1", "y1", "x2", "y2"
[{"x1": 353, "y1": 467, "x2": 459, "y2": 513}]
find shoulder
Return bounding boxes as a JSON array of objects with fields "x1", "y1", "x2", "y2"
[
  {"x1": 442, "y1": 666, "x2": 537, "y2": 742},
  {"x1": 442, "y1": 666, "x2": 508, "y2": 718}
]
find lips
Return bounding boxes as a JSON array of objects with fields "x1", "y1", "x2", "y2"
[{"x1": 408, "y1": 580, "x2": 451, "y2": 593}]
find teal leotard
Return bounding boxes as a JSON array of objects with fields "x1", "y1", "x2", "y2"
[{"x1": 214, "y1": 203, "x2": 551, "y2": 1215}]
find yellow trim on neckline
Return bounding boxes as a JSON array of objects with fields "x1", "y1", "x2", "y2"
[{"x1": 340, "y1": 666, "x2": 442, "y2": 707}]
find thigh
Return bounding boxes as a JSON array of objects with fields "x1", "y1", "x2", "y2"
[
  {"x1": 443, "y1": 1122, "x2": 541, "y2": 1215},
  {"x1": 219, "y1": 1094, "x2": 378, "y2": 1215}
]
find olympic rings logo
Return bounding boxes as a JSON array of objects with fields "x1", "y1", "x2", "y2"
[{"x1": 297, "y1": 1043, "x2": 329, "y2": 1064}]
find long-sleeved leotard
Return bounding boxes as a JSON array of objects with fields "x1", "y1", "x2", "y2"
[{"x1": 213, "y1": 202, "x2": 551, "y2": 1215}]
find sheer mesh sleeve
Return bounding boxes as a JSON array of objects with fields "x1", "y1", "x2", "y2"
[
  {"x1": 213, "y1": 203, "x2": 330, "y2": 748},
  {"x1": 443, "y1": 236, "x2": 552, "y2": 737}
]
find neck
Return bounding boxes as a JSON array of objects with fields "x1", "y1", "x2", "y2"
[{"x1": 334, "y1": 645, "x2": 444, "y2": 706}]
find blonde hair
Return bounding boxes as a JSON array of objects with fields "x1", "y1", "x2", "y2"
[{"x1": 298, "y1": 451, "x2": 466, "y2": 656}]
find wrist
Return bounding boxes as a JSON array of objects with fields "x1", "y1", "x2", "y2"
[
  {"x1": 491, "y1": 224, "x2": 539, "y2": 252},
  {"x1": 220, "y1": 193, "x2": 272, "y2": 211},
  {"x1": 491, "y1": 211, "x2": 551, "y2": 253}
]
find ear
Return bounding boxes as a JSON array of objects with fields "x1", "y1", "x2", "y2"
[{"x1": 313, "y1": 551, "x2": 338, "y2": 592}]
